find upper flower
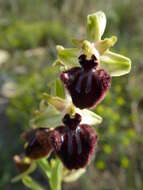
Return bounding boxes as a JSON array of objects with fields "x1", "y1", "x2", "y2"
[
  {"x1": 55, "y1": 11, "x2": 131, "y2": 77},
  {"x1": 60, "y1": 54, "x2": 111, "y2": 109},
  {"x1": 54, "y1": 11, "x2": 131, "y2": 109}
]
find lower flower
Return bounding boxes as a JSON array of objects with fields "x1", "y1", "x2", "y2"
[
  {"x1": 22, "y1": 114, "x2": 98, "y2": 170},
  {"x1": 50, "y1": 113, "x2": 98, "y2": 169}
]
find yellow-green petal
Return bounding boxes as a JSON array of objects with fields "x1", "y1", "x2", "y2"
[{"x1": 95, "y1": 36, "x2": 117, "y2": 55}]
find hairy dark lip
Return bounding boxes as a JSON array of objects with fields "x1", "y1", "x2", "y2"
[
  {"x1": 60, "y1": 55, "x2": 111, "y2": 109},
  {"x1": 50, "y1": 114, "x2": 98, "y2": 169}
]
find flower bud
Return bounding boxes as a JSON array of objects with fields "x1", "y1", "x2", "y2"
[
  {"x1": 13, "y1": 154, "x2": 31, "y2": 173},
  {"x1": 22, "y1": 128, "x2": 53, "y2": 159}
]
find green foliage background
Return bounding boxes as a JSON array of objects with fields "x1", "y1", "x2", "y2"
[{"x1": 0, "y1": 0, "x2": 143, "y2": 189}]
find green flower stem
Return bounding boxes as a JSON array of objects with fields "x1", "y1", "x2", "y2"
[
  {"x1": 22, "y1": 176, "x2": 46, "y2": 190},
  {"x1": 37, "y1": 159, "x2": 51, "y2": 179}
]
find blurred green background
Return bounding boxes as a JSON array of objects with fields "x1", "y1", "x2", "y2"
[{"x1": 0, "y1": 0, "x2": 143, "y2": 189}]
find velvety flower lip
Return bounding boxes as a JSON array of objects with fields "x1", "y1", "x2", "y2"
[
  {"x1": 60, "y1": 54, "x2": 111, "y2": 109},
  {"x1": 50, "y1": 114, "x2": 98, "y2": 170},
  {"x1": 22, "y1": 128, "x2": 53, "y2": 159}
]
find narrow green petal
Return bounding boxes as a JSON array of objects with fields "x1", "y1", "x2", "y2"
[
  {"x1": 95, "y1": 36, "x2": 117, "y2": 55},
  {"x1": 100, "y1": 51, "x2": 131, "y2": 77},
  {"x1": 87, "y1": 11, "x2": 106, "y2": 41}
]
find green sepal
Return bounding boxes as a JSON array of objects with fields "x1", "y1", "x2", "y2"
[
  {"x1": 43, "y1": 93, "x2": 67, "y2": 112},
  {"x1": 22, "y1": 176, "x2": 46, "y2": 190},
  {"x1": 30, "y1": 105, "x2": 63, "y2": 128},
  {"x1": 100, "y1": 50, "x2": 131, "y2": 76},
  {"x1": 48, "y1": 78, "x2": 65, "y2": 98},
  {"x1": 11, "y1": 162, "x2": 37, "y2": 183},
  {"x1": 55, "y1": 79, "x2": 65, "y2": 98},
  {"x1": 63, "y1": 168, "x2": 86, "y2": 183},
  {"x1": 76, "y1": 108, "x2": 103, "y2": 126},
  {"x1": 32, "y1": 92, "x2": 102, "y2": 128},
  {"x1": 42, "y1": 93, "x2": 102, "y2": 126},
  {"x1": 87, "y1": 11, "x2": 106, "y2": 41},
  {"x1": 56, "y1": 45, "x2": 79, "y2": 68}
]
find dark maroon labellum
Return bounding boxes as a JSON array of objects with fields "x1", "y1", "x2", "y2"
[
  {"x1": 22, "y1": 128, "x2": 52, "y2": 159},
  {"x1": 50, "y1": 113, "x2": 98, "y2": 169},
  {"x1": 60, "y1": 54, "x2": 111, "y2": 109}
]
